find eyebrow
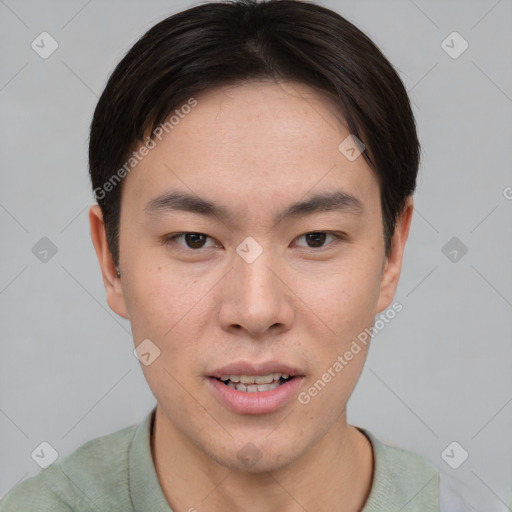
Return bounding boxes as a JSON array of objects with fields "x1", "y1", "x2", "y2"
[{"x1": 144, "y1": 189, "x2": 363, "y2": 224}]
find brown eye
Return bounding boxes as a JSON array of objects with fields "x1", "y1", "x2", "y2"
[
  {"x1": 184, "y1": 233, "x2": 207, "y2": 249},
  {"x1": 294, "y1": 231, "x2": 340, "y2": 248},
  {"x1": 305, "y1": 232, "x2": 327, "y2": 247},
  {"x1": 165, "y1": 233, "x2": 218, "y2": 250}
]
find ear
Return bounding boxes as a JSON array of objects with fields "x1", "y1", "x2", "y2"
[
  {"x1": 376, "y1": 196, "x2": 414, "y2": 313},
  {"x1": 89, "y1": 205, "x2": 129, "y2": 319}
]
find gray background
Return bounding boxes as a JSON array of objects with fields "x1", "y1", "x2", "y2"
[{"x1": 1, "y1": 0, "x2": 511, "y2": 506}]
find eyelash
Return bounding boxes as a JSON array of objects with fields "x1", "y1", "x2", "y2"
[{"x1": 163, "y1": 231, "x2": 346, "y2": 251}]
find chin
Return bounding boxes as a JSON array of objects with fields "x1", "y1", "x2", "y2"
[
  {"x1": 206, "y1": 436, "x2": 308, "y2": 474},
  {"x1": 217, "y1": 452, "x2": 297, "y2": 474}
]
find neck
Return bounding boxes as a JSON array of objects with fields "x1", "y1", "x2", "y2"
[{"x1": 151, "y1": 407, "x2": 374, "y2": 512}]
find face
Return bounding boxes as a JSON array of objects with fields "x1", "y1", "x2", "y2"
[{"x1": 91, "y1": 80, "x2": 412, "y2": 472}]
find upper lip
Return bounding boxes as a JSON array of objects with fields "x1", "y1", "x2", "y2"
[{"x1": 209, "y1": 361, "x2": 304, "y2": 379}]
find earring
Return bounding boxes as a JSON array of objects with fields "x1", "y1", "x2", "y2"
[{"x1": 116, "y1": 268, "x2": 121, "y2": 278}]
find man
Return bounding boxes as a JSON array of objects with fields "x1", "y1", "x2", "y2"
[{"x1": 1, "y1": 0, "x2": 499, "y2": 510}]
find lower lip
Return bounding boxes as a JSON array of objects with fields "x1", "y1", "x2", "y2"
[{"x1": 208, "y1": 377, "x2": 303, "y2": 415}]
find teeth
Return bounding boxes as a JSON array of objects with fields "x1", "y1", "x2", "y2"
[
  {"x1": 221, "y1": 373, "x2": 290, "y2": 385},
  {"x1": 226, "y1": 381, "x2": 282, "y2": 392},
  {"x1": 254, "y1": 374, "x2": 274, "y2": 384}
]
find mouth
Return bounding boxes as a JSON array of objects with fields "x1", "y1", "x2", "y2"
[
  {"x1": 207, "y1": 363, "x2": 304, "y2": 414},
  {"x1": 217, "y1": 373, "x2": 295, "y2": 393}
]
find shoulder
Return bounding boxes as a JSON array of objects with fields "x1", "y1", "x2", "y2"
[
  {"x1": 0, "y1": 422, "x2": 138, "y2": 512},
  {"x1": 359, "y1": 428, "x2": 439, "y2": 483},
  {"x1": 357, "y1": 428, "x2": 439, "y2": 511},
  {"x1": 356, "y1": 428, "x2": 510, "y2": 512}
]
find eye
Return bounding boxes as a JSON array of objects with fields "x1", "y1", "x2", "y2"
[
  {"x1": 294, "y1": 231, "x2": 342, "y2": 248},
  {"x1": 164, "y1": 231, "x2": 344, "y2": 251},
  {"x1": 165, "y1": 232, "x2": 220, "y2": 250}
]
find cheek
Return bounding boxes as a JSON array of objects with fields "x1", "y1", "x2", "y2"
[
  {"x1": 298, "y1": 346, "x2": 369, "y2": 434},
  {"x1": 124, "y1": 262, "x2": 198, "y2": 337},
  {"x1": 294, "y1": 258, "x2": 381, "y2": 407},
  {"x1": 303, "y1": 255, "x2": 383, "y2": 341},
  {"x1": 126, "y1": 271, "x2": 205, "y2": 410},
  {"x1": 124, "y1": 265, "x2": 217, "y2": 384}
]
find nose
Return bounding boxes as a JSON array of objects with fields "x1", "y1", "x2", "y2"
[{"x1": 218, "y1": 247, "x2": 295, "y2": 339}]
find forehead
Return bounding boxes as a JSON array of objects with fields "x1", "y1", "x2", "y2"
[{"x1": 121, "y1": 80, "x2": 380, "y2": 219}]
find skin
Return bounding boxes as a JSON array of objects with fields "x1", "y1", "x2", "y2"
[{"x1": 90, "y1": 80, "x2": 413, "y2": 512}]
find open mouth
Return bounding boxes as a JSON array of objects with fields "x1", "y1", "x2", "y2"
[
  {"x1": 209, "y1": 368, "x2": 303, "y2": 414},
  {"x1": 217, "y1": 373, "x2": 294, "y2": 392}
]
